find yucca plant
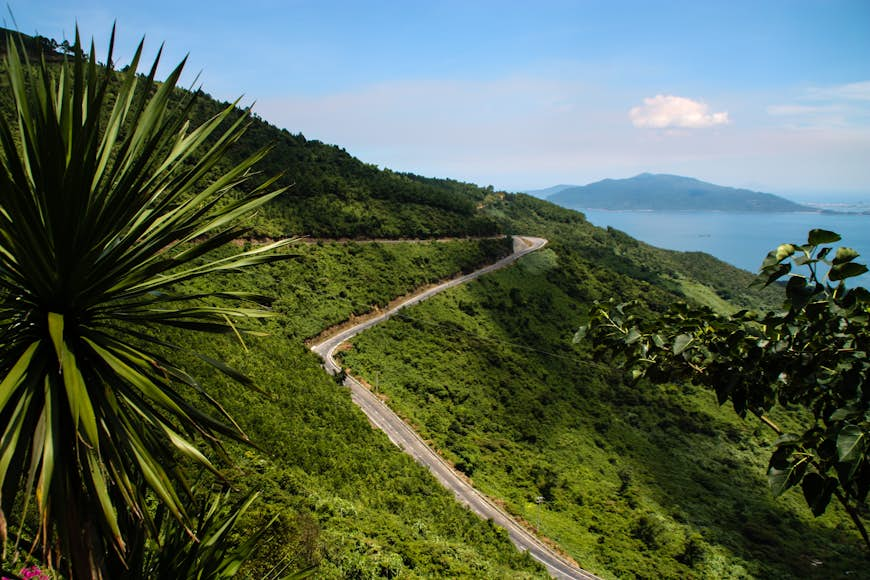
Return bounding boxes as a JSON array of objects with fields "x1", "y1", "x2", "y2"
[
  {"x1": 139, "y1": 490, "x2": 314, "y2": 580},
  {"x1": 0, "y1": 28, "x2": 295, "y2": 578}
]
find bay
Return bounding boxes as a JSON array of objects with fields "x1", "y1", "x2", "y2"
[{"x1": 582, "y1": 210, "x2": 870, "y2": 287}]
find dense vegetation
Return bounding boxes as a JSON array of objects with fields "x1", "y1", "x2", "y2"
[
  {"x1": 0, "y1": 30, "x2": 302, "y2": 578},
  {"x1": 170, "y1": 97, "x2": 501, "y2": 240},
  {"x1": 581, "y1": 229, "x2": 870, "y2": 549},
  {"x1": 339, "y1": 197, "x2": 867, "y2": 578},
  {"x1": 0, "y1": 29, "x2": 532, "y2": 578},
  {"x1": 3, "y1": 26, "x2": 866, "y2": 580},
  {"x1": 164, "y1": 238, "x2": 545, "y2": 579},
  {"x1": 3, "y1": 225, "x2": 539, "y2": 576}
]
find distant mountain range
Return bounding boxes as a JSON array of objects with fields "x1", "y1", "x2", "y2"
[
  {"x1": 538, "y1": 173, "x2": 814, "y2": 212},
  {"x1": 522, "y1": 184, "x2": 575, "y2": 199}
]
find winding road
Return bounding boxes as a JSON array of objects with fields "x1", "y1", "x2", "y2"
[{"x1": 310, "y1": 236, "x2": 602, "y2": 580}]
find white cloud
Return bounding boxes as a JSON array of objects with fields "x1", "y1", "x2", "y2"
[
  {"x1": 765, "y1": 81, "x2": 870, "y2": 129},
  {"x1": 766, "y1": 104, "x2": 836, "y2": 116},
  {"x1": 806, "y1": 81, "x2": 870, "y2": 102},
  {"x1": 629, "y1": 95, "x2": 730, "y2": 129}
]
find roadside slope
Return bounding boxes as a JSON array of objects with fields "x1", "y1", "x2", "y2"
[
  {"x1": 311, "y1": 236, "x2": 601, "y2": 580},
  {"x1": 340, "y1": 197, "x2": 868, "y2": 578}
]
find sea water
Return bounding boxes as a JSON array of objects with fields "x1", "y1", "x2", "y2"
[{"x1": 581, "y1": 210, "x2": 870, "y2": 288}]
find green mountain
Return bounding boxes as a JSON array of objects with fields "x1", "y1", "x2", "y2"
[
  {"x1": 2, "y1": 31, "x2": 866, "y2": 579},
  {"x1": 549, "y1": 173, "x2": 813, "y2": 212},
  {"x1": 1, "y1": 27, "x2": 500, "y2": 240},
  {"x1": 178, "y1": 96, "x2": 504, "y2": 239}
]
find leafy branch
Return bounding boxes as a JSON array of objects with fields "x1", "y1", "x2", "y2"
[{"x1": 578, "y1": 229, "x2": 869, "y2": 548}]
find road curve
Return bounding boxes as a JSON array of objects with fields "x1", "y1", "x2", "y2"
[{"x1": 310, "y1": 236, "x2": 602, "y2": 580}]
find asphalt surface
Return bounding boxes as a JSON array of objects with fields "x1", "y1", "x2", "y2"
[{"x1": 310, "y1": 236, "x2": 602, "y2": 580}]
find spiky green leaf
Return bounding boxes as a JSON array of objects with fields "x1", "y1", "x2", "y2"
[{"x1": 0, "y1": 26, "x2": 293, "y2": 575}]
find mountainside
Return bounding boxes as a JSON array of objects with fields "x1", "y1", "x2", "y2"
[
  {"x1": 341, "y1": 196, "x2": 866, "y2": 578},
  {"x1": 2, "y1": 31, "x2": 866, "y2": 579},
  {"x1": 0, "y1": 31, "x2": 500, "y2": 240},
  {"x1": 0, "y1": 26, "x2": 66, "y2": 60},
  {"x1": 202, "y1": 107, "x2": 502, "y2": 238},
  {"x1": 548, "y1": 173, "x2": 812, "y2": 212}
]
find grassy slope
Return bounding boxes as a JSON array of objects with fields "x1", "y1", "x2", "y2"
[
  {"x1": 174, "y1": 238, "x2": 549, "y2": 579},
  {"x1": 338, "y1": 196, "x2": 866, "y2": 578}
]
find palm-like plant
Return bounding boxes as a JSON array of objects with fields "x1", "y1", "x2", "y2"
[
  {"x1": 0, "y1": 28, "x2": 295, "y2": 578},
  {"x1": 141, "y1": 491, "x2": 286, "y2": 580}
]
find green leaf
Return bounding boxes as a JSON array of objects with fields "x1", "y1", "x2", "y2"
[
  {"x1": 0, "y1": 389, "x2": 34, "y2": 493},
  {"x1": 761, "y1": 243, "x2": 796, "y2": 268},
  {"x1": 673, "y1": 334, "x2": 693, "y2": 355},
  {"x1": 60, "y1": 344, "x2": 100, "y2": 449},
  {"x1": 829, "y1": 407, "x2": 857, "y2": 422},
  {"x1": 0, "y1": 342, "x2": 40, "y2": 412},
  {"x1": 47, "y1": 312, "x2": 65, "y2": 366},
  {"x1": 807, "y1": 229, "x2": 841, "y2": 245},
  {"x1": 833, "y1": 246, "x2": 860, "y2": 265},
  {"x1": 785, "y1": 276, "x2": 818, "y2": 307},
  {"x1": 87, "y1": 450, "x2": 125, "y2": 550},
  {"x1": 837, "y1": 425, "x2": 866, "y2": 462},
  {"x1": 48, "y1": 313, "x2": 100, "y2": 447},
  {"x1": 161, "y1": 424, "x2": 220, "y2": 477},
  {"x1": 193, "y1": 353, "x2": 256, "y2": 388},
  {"x1": 36, "y1": 377, "x2": 55, "y2": 512},
  {"x1": 801, "y1": 473, "x2": 836, "y2": 517},
  {"x1": 756, "y1": 263, "x2": 790, "y2": 287},
  {"x1": 830, "y1": 262, "x2": 868, "y2": 282},
  {"x1": 768, "y1": 452, "x2": 808, "y2": 496},
  {"x1": 128, "y1": 429, "x2": 188, "y2": 523}
]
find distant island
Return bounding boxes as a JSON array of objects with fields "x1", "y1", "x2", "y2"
[{"x1": 541, "y1": 173, "x2": 815, "y2": 212}]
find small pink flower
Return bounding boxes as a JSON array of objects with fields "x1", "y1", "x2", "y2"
[{"x1": 18, "y1": 566, "x2": 50, "y2": 580}]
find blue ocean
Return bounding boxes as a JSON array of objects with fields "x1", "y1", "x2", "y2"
[{"x1": 582, "y1": 210, "x2": 870, "y2": 288}]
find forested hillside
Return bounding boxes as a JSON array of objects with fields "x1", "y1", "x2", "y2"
[
  {"x1": 2, "y1": 31, "x2": 865, "y2": 579},
  {"x1": 0, "y1": 28, "x2": 499, "y2": 240},
  {"x1": 185, "y1": 97, "x2": 502, "y2": 238},
  {"x1": 172, "y1": 238, "x2": 554, "y2": 578},
  {"x1": 339, "y1": 196, "x2": 868, "y2": 578}
]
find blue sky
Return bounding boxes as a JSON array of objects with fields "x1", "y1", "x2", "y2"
[{"x1": 9, "y1": 1, "x2": 870, "y2": 198}]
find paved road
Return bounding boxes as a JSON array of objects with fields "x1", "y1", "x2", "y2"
[{"x1": 311, "y1": 236, "x2": 602, "y2": 580}]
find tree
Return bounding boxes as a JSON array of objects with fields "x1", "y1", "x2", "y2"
[
  {"x1": 578, "y1": 229, "x2": 869, "y2": 549},
  {"x1": 34, "y1": 36, "x2": 58, "y2": 55},
  {"x1": 0, "y1": 27, "x2": 295, "y2": 577}
]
